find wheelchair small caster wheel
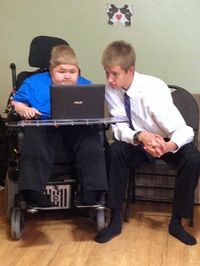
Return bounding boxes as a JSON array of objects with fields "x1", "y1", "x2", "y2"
[
  {"x1": 11, "y1": 207, "x2": 24, "y2": 240},
  {"x1": 96, "y1": 207, "x2": 106, "y2": 232}
]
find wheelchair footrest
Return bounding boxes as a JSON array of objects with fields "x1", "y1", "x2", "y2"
[
  {"x1": 26, "y1": 206, "x2": 72, "y2": 213},
  {"x1": 75, "y1": 203, "x2": 105, "y2": 209}
]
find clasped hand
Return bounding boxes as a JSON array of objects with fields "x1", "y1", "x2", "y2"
[{"x1": 139, "y1": 132, "x2": 173, "y2": 158}]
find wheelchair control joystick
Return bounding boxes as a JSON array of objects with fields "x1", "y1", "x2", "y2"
[{"x1": 33, "y1": 114, "x2": 41, "y2": 120}]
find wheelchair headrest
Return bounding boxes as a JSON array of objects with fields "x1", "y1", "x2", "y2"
[{"x1": 28, "y1": 36, "x2": 69, "y2": 69}]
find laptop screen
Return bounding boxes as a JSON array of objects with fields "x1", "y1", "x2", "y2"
[{"x1": 50, "y1": 84, "x2": 105, "y2": 119}]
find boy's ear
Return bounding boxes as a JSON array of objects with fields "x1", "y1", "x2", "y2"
[{"x1": 128, "y1": 66, "x2": 135, "y2": 74}]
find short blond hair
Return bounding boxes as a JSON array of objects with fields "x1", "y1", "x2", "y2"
[
  {"x1": 102, "y1": 40, "x2": 136, "y2": 72},
  {"x1": 50, "y1": 44, "x2": 79, "y2": 68}
]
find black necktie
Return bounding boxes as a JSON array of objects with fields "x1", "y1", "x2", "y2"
[
  {"x1": 124, "y1": 92, "x2": 134, "y2": 129},
  {"x1": 124, "y1": 92, "x2": 154, "y2": 162}
]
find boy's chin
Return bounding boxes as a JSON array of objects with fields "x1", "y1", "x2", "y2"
[{"x1": 110, "y1": 84, "x2": 119, "y2": 89}]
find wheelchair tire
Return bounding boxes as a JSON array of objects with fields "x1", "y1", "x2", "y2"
[
  {"x1": 11, "y1": 207, "x2": 24, "y2": 240},
  {"x1": 5, "y1": 175, "x2": 19, "y2": 223},
  {"x1": 96, "y1": 207, "x2": 106, "y2": 232}
]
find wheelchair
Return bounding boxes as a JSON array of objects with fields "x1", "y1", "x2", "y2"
[
  {"x1": 5, "y1": 36, "x2": 108, "y2": 240},
  {"x1": 0, "y1": 115, "x2": 8, "y2": 188}
]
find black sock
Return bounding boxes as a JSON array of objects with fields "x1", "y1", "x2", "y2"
[
  {"x1": 21, "y1": 190, "x2": 53, "y2": 207},
  {"x1": 82, "y1": 190, "x2": 107, "y2": 206},
  {"x1": 110, "y1": 209, "x2": 122, "y2": 224},
  {"x1": 95, "y1": 209, "x2": 122, "y2": 243},
  {"x1": 96, "y1": 191, "x2": 107, "y2": 205},
  {"x1": 168, "y1": 214, "x2": 197, "y2": 245},
  {"x1": 82, "y1": 191, "x2": 97, "y2": 205}
]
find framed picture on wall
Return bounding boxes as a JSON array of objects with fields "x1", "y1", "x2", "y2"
[{"x1": 105, "y1": 4, "x2": 135, "y2": 26}]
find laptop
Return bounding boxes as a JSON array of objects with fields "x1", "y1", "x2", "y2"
[{"x1": 50, "y1": 84, "x2": 105, "y2": 119}]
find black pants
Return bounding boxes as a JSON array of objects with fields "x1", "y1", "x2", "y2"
[
  {"x1": 107, "y1": 141, "x2": 200, "y2": 219},
  {"x1": 19, "y1": 126, "x2": 108, "y2": 193}
]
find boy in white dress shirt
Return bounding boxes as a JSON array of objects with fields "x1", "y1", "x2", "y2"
[{"x1": 95, "y1": 40, "x2": 200, "y2": 245}]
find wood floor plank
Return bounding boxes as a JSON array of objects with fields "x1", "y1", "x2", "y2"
[{"x1": 1, "y1": 191, "x2": 200, "y2": 266}]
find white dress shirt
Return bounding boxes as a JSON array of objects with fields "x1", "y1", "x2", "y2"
[{"x1": 105, "y1": 71, "x2": 194, "y2": 151}]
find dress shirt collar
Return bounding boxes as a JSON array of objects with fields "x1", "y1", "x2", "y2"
[{"x1": 122, "y1": 71, "x2": 141, "y2": 100}]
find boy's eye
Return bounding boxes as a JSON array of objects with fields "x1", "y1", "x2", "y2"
[
  {"x1": 69, "y1": 70, "x2": 77, "y2": 74},
  {"x1": 112, "y1": 72, "x2": 118, "y2": 77},
  {"x1": 59, "y1": 70, "x2": 77, "y2": 74},
  {"x1": 106, "y1": 71, "x2": 118, "y2": 77}
]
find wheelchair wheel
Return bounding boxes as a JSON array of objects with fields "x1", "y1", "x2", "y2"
[
  {"x1": 96, "y1": 207, "x2": 106, "y2": 232},
  {"x1": 11, "y1": 207, "x2": 24, "y2": 240},
  {"x1": 5, "y1": 175, "x2": 19, "y2": 223}
]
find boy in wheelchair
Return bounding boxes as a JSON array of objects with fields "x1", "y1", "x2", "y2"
[{"x1": 11, "y1": 44, "x2": 108, "y2": 207}]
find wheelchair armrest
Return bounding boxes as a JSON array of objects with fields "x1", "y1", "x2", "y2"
[{"x1": 7, "y1": 109, "x2": 21, "y2": 122}]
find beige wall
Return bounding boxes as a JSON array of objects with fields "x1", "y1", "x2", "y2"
[{"x1": 0, "y1": 1, "x2": 200, "y2": 114}]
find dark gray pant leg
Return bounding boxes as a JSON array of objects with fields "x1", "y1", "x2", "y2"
[
  {"x1": 163, "y1": 143, "x2": 200, "y2": 218},
  {"x1": 69, "y1": 126, "x2": 108, "y2": 193},
  {"x1": 19, "y1": 127, "x2": 61, "y2": 192},
  {"x1": 107, "y1": 141, "x2": 149, "y2": 209}
]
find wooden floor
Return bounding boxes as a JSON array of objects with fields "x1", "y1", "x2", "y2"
[{"x1": 1, "y1": 191, "x2": 200, "y2": 266}]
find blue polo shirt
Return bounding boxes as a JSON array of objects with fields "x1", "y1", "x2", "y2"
[{"x1": 13, "y1": 72, "x2": 92, "y2": 119}]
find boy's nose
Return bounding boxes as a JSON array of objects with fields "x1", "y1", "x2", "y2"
[
  {"x1": 107, "y1": 74, "x2": 114, "y2": 83},
  {"x1": 64, "y1": 73, "x2": 70, "y2": 79}
]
